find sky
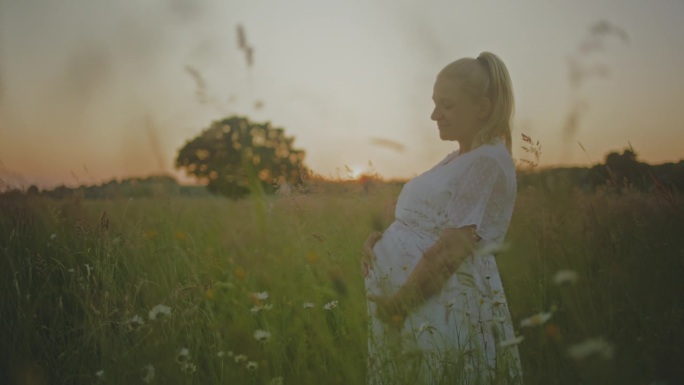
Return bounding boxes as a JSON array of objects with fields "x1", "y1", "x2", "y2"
[{"x1": 1, "y1": 0, "x2": 683, "y2": 189}]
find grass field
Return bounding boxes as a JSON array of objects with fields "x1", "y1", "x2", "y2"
[{"x1": 1, "y1": 177, "x2": 683, "y2": 384}]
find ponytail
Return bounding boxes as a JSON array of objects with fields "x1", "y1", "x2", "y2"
[{"x1": 475, "y1": 52, "x2": 514, "y2": 153}]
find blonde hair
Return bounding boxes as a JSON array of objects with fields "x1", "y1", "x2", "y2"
[{"x1": 438, "y1": 51, "x2": 514, "y2": 153}]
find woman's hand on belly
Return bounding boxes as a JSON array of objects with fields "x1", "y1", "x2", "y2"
[{"x1": 361, "y1": 231, "x2": 383, "y2": 278}]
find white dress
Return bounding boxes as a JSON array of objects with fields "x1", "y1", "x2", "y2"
[{"x1": 365, "y1": 139, "x2": 523, "y2": 385}]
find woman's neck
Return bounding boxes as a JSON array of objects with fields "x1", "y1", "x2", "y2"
[{"x1": 457, "y1": 141, "x2": 472, "y2": 154}]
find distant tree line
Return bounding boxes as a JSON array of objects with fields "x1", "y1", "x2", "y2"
[
  {"x1": 517, "y1": 149, "x2": 684, "y2": 194},
  {"x1": 2, "y1": 148, "x2": 682, "y2": 201},
  {"x1": 0, "y1": 175, "x2": 208, "y2": 200}
]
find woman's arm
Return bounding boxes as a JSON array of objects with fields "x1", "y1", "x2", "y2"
[{"x1": 368, "y1": 226, "x2": 478, "y2": 323}]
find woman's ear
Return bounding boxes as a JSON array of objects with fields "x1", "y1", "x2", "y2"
[{"x1": 478, "y1": 97, "x2": 492, "y2": 120}]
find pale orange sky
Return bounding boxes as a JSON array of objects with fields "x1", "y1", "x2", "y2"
[{"x1": 1, "y1": 0, "x2": 683, "y2": 189}]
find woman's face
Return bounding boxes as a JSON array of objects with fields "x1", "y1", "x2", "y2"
[{"x1": 431, "y1": 76, "x2": 486, "y2": 144}]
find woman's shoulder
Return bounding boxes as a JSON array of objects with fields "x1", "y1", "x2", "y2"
[{"x1": 471, "y1": 139, "x2": 515, "y2": 172}]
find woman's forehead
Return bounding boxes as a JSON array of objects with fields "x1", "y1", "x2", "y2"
[{"x1": 433, "y1": 77, "x2": 465, "y2": 98}]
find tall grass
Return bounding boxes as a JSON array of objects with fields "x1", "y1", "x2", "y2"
[{"x1": 1, "y1": 178, "x2": 682, "y2": 384}]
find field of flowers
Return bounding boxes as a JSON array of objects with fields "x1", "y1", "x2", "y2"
[{"x1": 1, "y1": 178, "x2": 682, "y2": 384}]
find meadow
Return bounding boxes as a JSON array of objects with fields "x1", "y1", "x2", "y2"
[{"x1": 1, "y1": 176, "x2": 683, "y2": 385}]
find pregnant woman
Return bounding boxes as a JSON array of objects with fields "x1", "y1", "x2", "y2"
[{"x1": 362, "y1": 52, "x2": 523, "y2": 385}]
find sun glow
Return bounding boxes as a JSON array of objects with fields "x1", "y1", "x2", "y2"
[{"x1": 344, "y1": 164, "x2": 370, "y2": 180}]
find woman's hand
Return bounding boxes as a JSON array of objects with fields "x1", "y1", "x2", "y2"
[
  {"x1": 367, "y1": 294, "x2": 407, "y2": 331},
  {"x1": 361, "y1": 231, "x2": 383, "y2": 278}
]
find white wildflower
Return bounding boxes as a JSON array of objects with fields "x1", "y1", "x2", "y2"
[
  {"x1": 127, "y1": 314, "x2": 145, "y2": 328},
  {"x1": 217, "y1": 350, "x2": 225, "y2": 358},
  {"x1": 251, "y1": 303, "x2": 274, "y2": 313},
  {"x1": 246, "y1": 361, "x2": 258, "y2": 371},
  {"x1": 50, "y1": 233, "x2": 57, "y2": 240},
  {"x1": 553, "y1": 270, "x2": 579, "y2": 285},
  {"x1": 302, "y1": 302, "x2": 315, "y2": 309},
  {"x1": 567, "y1": 337, "x2": 614, "y2": 360},
  {"x1": 269, "y1": 377, "x2": 284, "y2": 385},
  {"x1": 175, "y1": 348, "x2": 190, "y2": 364},
  {"x1": 141, "y1": 364, "x2": 155, "y2": 383},
  {"x1": 254, "y1": 291, "x2": 269, "y2": 300},
  {"x1": 234, "y1": 354, "x2": 248, "y2": 364},
  {"x1": 148, "y1": 304, "x2": 171, "y2": 320},
  {"x1": 499, "y1": 336, "x2": 525, "y2": 348},
  {"x1": 254, "y1": 329, "x2": 271, "y2": 343},
  {"x1": 95, "y1": 369, "x2": 105, "y2": 379},
  {"x1": 180, "y1": 362, "x2": 197, "y2": 374},
  {"x1": 323, "y1": 300, "x2": 339, "y2": 310},
  {"x1": 520, "y1": 311, "x2": 552, "y2": 328}
]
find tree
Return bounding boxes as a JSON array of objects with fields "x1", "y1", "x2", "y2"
[
  {"x1": 176, "y1": 116, "x2": 307, "y2": 199},
  {"x1": 604, "y1": 148, "x2": 649, "y2": 191}
]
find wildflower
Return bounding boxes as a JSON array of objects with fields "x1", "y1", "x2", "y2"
[
  {"x1": 254, "y1": 329, "x2": 271, "y2": 343},
  {"x1": 323, "y1": 300, "x2": 339, "y2": 310},
  {"x1": 254, "y1": 291, "x2": 269, "y2": 300},
  {"x1": 553, "y1": 270, "x2": 579, "y2": 285},
  {"x1": 217, "y1": 351, "x2": 225, "y2": 358},
  {"x1": 50, "y1": 233, "x2": 57, "y2": 240},
  {"x1": 567, "y1": 337, "x2": 614, "y2": 360},
  {"x1": 149, "y1": 304, "x2": 171, "y2": 320},
  {"x1": 127, "y1": 314, "x2": 145, "y2": 329},
  {"x1": 175, "y1": 348, "x2": 190, "y2": 364},
  {"x1": 520, "y1": 311, "x2": 552, "y2": 328},
  {"x1": 141, "y1": 364, "x2": 155, "y2": 383},
  {"x1": 175, "y1": 230, "x2": 187, "y2": 241},
  {"x1": 302, "y1": 302, "x2": 315, "y2": 309},
  {"x1": 144, "y1": 229, "x2": 158, "y2": 240},
  {"x1": 180, "y1": 362, "x2": 197, "y2": 374},
  {"x1": 306, "y1": 251, "x2": 319, "y2": 264},
  {"x1": 390, "y1": 314, "x2": 404, "y2": 326},
  {"x1": 234, "y1": 354, "x2": 248, "y2": 364},
  {"x1": 246, "y1": 361, "x2": 258, "y2": 371},
  {"x1": 95, "y1": 369, "x2": 105, "y2": 379},
  {"x1": 499, "y1": 336, "x2": 525, "y2": 348},
  {"x1": 545, "y1": 323, "x2": 562, "y2": 342},
  {"x1": 205, "y1": 288, "x2": 215, "y2": 300},
  {"x1": 234, "y1": 267, "x2": 246, "y2": 280},
  {"x1": 251, "y1": 303, "x2": 274, "y2": 314},
  {"x1": 269, "y1": 377, "x2": 284, "y2": 385}
]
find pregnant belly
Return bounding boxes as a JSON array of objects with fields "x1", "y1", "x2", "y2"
[{"x1": 365, "y1": 221, "x2": 437, "y2": 296}]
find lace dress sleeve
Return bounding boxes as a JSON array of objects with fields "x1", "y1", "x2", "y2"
[{"x1": 444, "y1": 156, "x2": 514, "y2": 243}]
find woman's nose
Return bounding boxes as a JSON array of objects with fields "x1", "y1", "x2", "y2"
[{"x1": 431, "y1": 107, "x2": 442, "y2": 121}]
